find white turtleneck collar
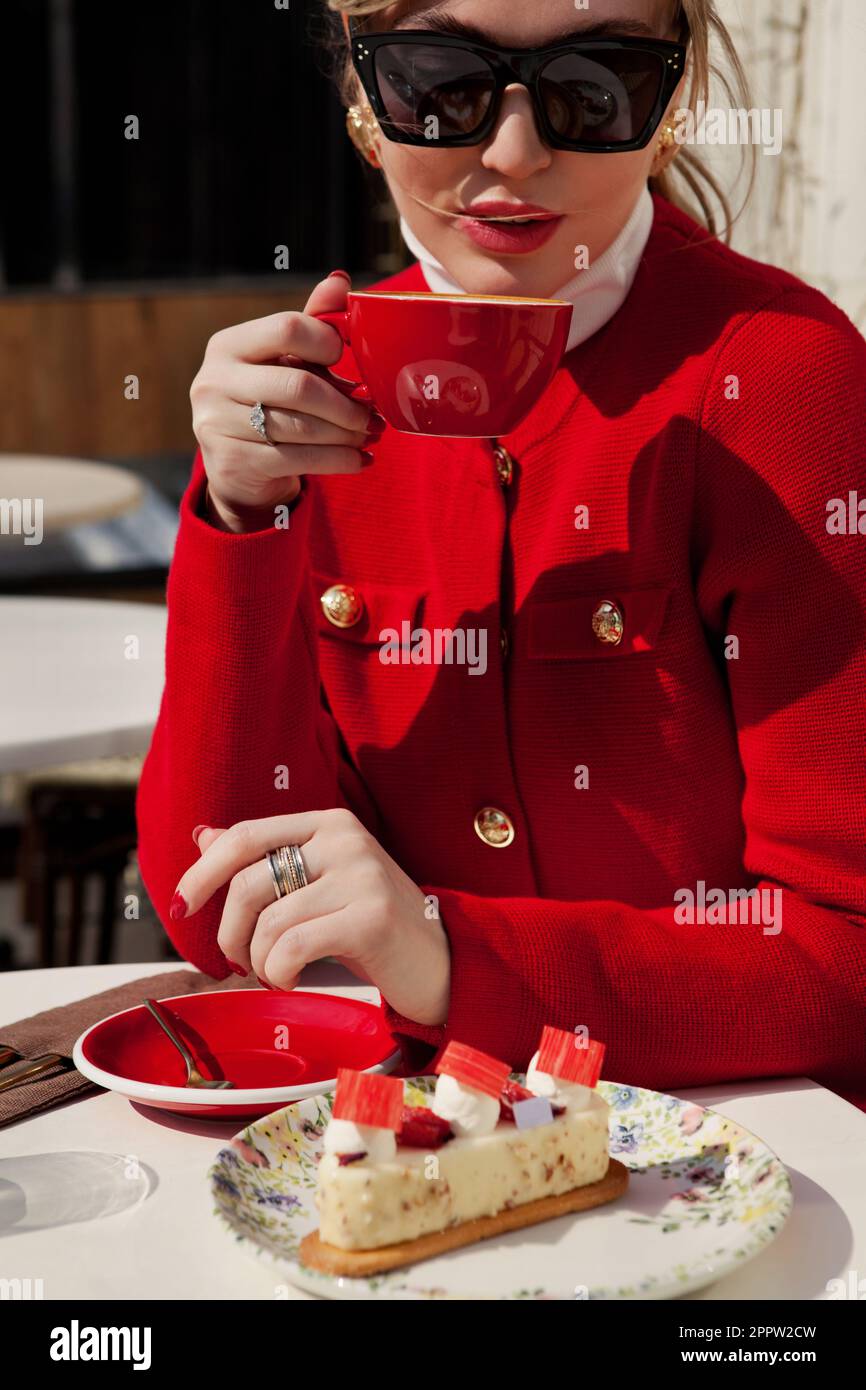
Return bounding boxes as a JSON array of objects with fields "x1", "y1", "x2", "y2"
[{"x1": 399, "y1": 184, "x2": 654, "y2": 356}]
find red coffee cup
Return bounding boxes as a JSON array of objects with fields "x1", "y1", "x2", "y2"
[{"x1": 314, "y1": 290, "x2": 571, "y2": 439}]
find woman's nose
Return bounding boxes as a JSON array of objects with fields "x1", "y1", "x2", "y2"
[{"x1": 480, "y1": 84, "x2": 553, "y2": 179}]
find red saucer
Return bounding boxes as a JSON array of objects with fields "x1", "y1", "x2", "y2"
[{"x1": 73, "y1": 988, "x2": 401, "y2": 1118}]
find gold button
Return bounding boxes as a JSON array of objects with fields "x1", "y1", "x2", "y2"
[
  {"x1": 493, "y1": 445, "x2": 514, "y2": 487},
  {"x1": 592, "y1": 599, "x2": 624, "y2": 646},
  {"x1": 474, "y1": 806, "x2": 515, "y2": 847},
  {"x1": 320, "y1": 584, "x2": 364, "y2": 629}
]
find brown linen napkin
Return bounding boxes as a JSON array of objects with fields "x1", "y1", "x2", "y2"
[{"x1": 0, "y1": 967, "x2": 256, "y2": 1129}]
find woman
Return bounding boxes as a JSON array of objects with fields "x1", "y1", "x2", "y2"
[{"x1": 136, "y1": 0, "x2": 866, "y2": 1106}]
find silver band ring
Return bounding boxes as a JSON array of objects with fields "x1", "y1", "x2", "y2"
[
  {"x1": 266, "y1": 851, "x2": 283, "y2": 902},
  {"x1": 265, "y1": 844, "x2": 309, "y2": 899},
  {"x1": 267, "y1": 848, "x2": 293, "y2": 899},
  {"x1": 250, "y1": 401, "x2": 270, "y2": 443}
]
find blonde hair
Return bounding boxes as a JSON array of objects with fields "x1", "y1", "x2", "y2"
[{"x1": 322, "y1": 0, "x2": 756, "y2": 242}]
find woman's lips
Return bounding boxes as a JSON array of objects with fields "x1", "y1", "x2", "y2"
[{"x1": 457, "y1": 214, "x2": 564, "y2": 254}]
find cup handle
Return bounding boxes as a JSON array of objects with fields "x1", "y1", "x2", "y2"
[{"x1": 311, "y1": 309, "x2": 375, "y2": 407}]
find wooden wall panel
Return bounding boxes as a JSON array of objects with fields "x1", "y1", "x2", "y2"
[{"x1": 0, "y1": 285, "x2": 316, "y2": 458}]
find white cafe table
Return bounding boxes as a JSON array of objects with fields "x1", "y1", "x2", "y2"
[
  {"x1": 0, "y1": 597, "x2": 166, "y2": 772},
  {"x1": 1, "y1": 961, "x2": 864, "y2": 1302},
  {"x1": 0, "y1": 455, "x2": 144, "y2": 536}
]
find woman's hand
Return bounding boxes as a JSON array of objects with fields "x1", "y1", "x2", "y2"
[
  {"x1": 172, "y1": 809, "x2": 451, "y2": 1026},
  {"x1": 190, "y1": 272, "x2": 384, "y2": 532}
]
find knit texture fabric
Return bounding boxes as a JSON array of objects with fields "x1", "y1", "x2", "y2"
[{"x1": 136, "y1": 193, "x2": 866, "y2": 1110}]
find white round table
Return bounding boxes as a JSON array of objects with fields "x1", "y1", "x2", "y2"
[
  {"x1": 0, "y1": 961, "x2": 864, "y2": 1302},
  {"x1": 0, "y1": 455, "x2": 144, "y2": 536},
  {"x1": 0, "y1": 598, "x2": 167, "y2": 772}
]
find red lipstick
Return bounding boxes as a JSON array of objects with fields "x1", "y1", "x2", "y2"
[
  {"x1": 463, "y1": 200, "x2": 557, "y2": 218},
  {"x1": 456, "y1": 200, "x2": 564, "y2": 255}
]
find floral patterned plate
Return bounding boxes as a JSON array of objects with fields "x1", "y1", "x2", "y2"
[{"x1": 209, "y1": 1078, "x2": 792, "y2": 1300}]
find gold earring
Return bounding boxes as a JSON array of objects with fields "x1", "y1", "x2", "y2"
[
  {"x1": 657, "y1": 121, "x2": 678, "y2": 152},
  {"x1": 346, "y1": 104, "x2": 381, "y2": 167}
]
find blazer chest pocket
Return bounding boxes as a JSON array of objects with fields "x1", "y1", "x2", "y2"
[
  {"x1": 527, "y1": 586, "x2": 672, "y2": 660},
  {"x1": 313, "y1": 572, "x2": 427, "y2": 649}
]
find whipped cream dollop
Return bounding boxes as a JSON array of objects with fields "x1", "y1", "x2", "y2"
[
  {"x1": 526, "y1": 1051, "x2": 592, "y2": 1111},
  {"x1": 432, "y1": 1073, "x2": 500, "y2": 1137},
  {"x1": 323, "y1": 1117, "x2": 397, "y2": 1162}
]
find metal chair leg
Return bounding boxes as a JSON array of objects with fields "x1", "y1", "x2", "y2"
[{"x1": 97, "y1": 867, "x2": 120, "y2": 964}]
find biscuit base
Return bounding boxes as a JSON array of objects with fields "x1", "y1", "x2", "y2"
[{"x1": 298, "y1": 1158, "x2": 629, "y2": 1278}]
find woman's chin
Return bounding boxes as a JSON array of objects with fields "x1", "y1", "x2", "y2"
[
  {"x1": 442, "y1": 237, "x2": 575, "y2": 301},
  {"x1": 441, "y1": 256, "x2": 568, "y2": 300}
]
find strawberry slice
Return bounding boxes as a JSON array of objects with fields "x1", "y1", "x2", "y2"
[
  {"x1": 397, "y1": 1105, "x2": 453, "y2": 1149},
  {"x1": 499, "y1": 1079, "x2": 565, "y2": 1123}
]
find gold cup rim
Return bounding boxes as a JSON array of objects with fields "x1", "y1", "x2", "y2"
[{"x1": 349, "y1": 290, "x2": 572, "y2": 307}]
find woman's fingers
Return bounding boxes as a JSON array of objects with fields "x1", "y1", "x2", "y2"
[
  {"x1": 201, "y1": 439, "x2": 370, "y2": 482},
  {"x1": 218, "y1": 403, "x2": 371, "y2": 450},
  {"x1": 262, "y1": 908, "x2": 356, "y2": 990},
  {"x1": 189, "y1": 273, "x2": 377, "y2": 521},
  {"x1": 173, "y1": 812, "x2": 322, "y2": 918},
  {"x1": 204, "y1": 361, "x2": 373, "y2": 434},
  {"x1": 205, "y1": 303, "x2": 346, "y2": 369},
  {"x1": 203, "y1": 264, "x2": 351, "y2": 373},
  {"x1": 246, "y1": 877, "x2": 341, "y2": 980},
  {"x1": 194, "y1": 826, "x2": 224, "y2": 853},
  {"x1": 302, "y1": 269, "x2": 351, "y2": 319},
  {"x1": 214, "y1": 859, "x2": 276, "y2": 971},
  {"x1": 218, "y1": 850, "x2": 330, "y2": 972}
]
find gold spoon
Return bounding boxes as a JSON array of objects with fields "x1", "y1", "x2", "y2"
[{"x1": 143, "y1": 998, "x2": 234, "y2": 1089}]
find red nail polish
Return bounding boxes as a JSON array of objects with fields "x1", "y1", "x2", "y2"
[
  {"x1": 225, "y1": 959, "x2": 248, "y2": 977},
  {"x1": 169, "y1": 891, "x2": 187, "y2": 921},
  {"x1": 255, "y1": 975, "x2": 274, "y2": 991},
  {"x1": 363, "y1": 415, "x2": 386, "y2": 445},
  {"x1": 329, "y1": 269, "x2": 351, "y2": 282},
  {"x1": 192, "y1": 824, "x2": 208, "y2": 847},
  {"x1": 360, "y1": 450, "x2": 375, "y2": 467}
]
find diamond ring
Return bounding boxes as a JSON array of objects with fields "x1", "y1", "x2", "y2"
[{"x1": 250, "y1": 401, "x2": 271, "y2": 443}]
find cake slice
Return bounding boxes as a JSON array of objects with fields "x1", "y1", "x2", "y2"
[{"x1": 299, "y1": 1028, "x2": 627, "y2": 1276}]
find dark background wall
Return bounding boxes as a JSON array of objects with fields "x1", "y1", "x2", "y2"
[
  {"x1": 3, "y1": 0, "x2": 404, "y2": 290},
  {"x1": 0, "y1": 0, "x2": 407, "y2": 456}
]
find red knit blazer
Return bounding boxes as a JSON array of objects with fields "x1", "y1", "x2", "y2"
[{"x1": 136, "y1": 193, "x2": 866, "y2": 1109}]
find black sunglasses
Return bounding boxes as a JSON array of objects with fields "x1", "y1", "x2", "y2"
[{"x1": 348, "y1": 21, "x2": 687, "y2": 153}]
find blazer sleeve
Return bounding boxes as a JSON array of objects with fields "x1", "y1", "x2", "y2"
[
  {"x1": 135, "y1": 449, "x2": 381, "y2": 978},
  {"x1": 382, "y1": 287, "x2": 866, "y2": 1108}
]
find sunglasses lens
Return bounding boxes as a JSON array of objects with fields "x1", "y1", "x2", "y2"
[
  {"x1": 373, "y1": 44, "x2": 496, "y2": 141},
  {"x1": 540, "y1": 48, "x2": 666, "y2": 145}
]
